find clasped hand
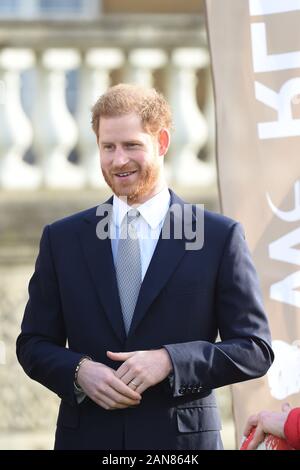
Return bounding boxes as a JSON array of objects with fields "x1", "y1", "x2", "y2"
[{"x1": 77, "y1": 348, "x2": 172, "y2": 411}]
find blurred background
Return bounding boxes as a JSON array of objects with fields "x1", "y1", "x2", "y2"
[{"x1": 0, "y1": 0, "x2": 235, "y2": 449}]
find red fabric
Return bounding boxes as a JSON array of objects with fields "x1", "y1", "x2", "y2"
[
  {"x1": 240, "y1": 428, "x2": 293, "y2": 450},
  {"x1": 284, "y1": 408, "x2": 300, "y2": 450}
]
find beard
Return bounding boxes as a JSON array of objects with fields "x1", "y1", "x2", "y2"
[{"x1": 101, "y1": 161, "x2": 161, "y2": 204}]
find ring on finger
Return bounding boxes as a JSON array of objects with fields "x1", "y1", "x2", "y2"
[{"x1": 130, "y1": 380, "x2": 139, "y2": 387}]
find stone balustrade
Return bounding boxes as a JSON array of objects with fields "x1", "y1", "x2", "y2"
[{"x1": 0, "y1": 15, "x2": 216, "y2": 195}]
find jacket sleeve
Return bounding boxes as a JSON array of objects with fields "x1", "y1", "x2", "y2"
[
  {"x1": 284, "y1": 408, "x2": 300, "y2": 450},
  {"x1": 164, "y1": 222, "x2": 274, "y2": 397},
  {"x1": 16, "y1": 225, "x2": 84, "y2": 406}
]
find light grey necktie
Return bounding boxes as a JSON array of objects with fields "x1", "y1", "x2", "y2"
[{"x1": 115, "y1": 209, "x2": 142, "y2": 334}]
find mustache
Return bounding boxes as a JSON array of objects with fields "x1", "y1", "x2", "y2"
[{"x1": 111, "y1": 165, "x2": 138, "y2": 174}]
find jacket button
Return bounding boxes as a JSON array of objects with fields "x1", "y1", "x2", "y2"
[
  {"x1": 192, "y1": 386, "x2": 198, "y2": 393},
  {"x1": 186, "y1": 386, "x2": 192, "y2": 393},
  {"x1": 197, "y1": 386, "x2": 202, "y2": 392},
  {"x1": 178, "y1": 386, "x2": 186, "y2": 394}
]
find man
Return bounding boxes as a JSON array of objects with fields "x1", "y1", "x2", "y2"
[{"x1": 17, "y1": 83, "x2": 274, "y2": 450}]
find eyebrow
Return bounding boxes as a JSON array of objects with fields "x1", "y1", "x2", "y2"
[{"x1": 101, "y1": 140, "x2": 143, "y2": 145}]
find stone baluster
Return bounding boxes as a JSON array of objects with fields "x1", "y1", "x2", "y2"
[
  {"x1": 32, "y1": 49, "x2": 84, "y2": 188},
  {"x1": 125, "y1": 48, "x2": 171, "y2": 180},
  {"x1": 203, "y1": 66, "x2": 217, "y2": 171},
  {"x1": 0, "y1": 340, "x2": 5, "y2": 365},
  {"x1": 167, "y1": 48, "x2": 215, "y2": 188},
  {"x1": 0, "y1": 49, "x2": 41, "y2": 189},
  {"x1": 77, "y1": 48, "x2": 124, "y2": 188},
  {"x1": 126, "y1": 49, "x2": 167, "y2": 87}
]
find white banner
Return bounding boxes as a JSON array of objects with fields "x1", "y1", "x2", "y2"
[{"x1": 205, "y1": 0, "x2": 300, "y2": 445}]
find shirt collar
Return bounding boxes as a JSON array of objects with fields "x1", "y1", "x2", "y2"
[{"x1": 112, "y1": 187, "x2": 170, "y2": 229}]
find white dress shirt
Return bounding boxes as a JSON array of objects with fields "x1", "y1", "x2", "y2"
[{"x1": 110, "y1": 187, "x2": 171, "y2": 280}]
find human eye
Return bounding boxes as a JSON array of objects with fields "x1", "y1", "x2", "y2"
[
  {"x1": 125, "y1": 142, "x2": 140, "y2": 149},
  {"x1": 103, "y1": 143, "x2": 114, "y2": 151}
]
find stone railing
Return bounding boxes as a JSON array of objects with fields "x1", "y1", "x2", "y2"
[{"x1": 0, "y1": 15, "x2": 216, "y2": 197}]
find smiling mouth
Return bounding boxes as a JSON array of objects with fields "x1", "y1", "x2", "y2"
[{"x1": 114, "y1": 171, "x2": 137, "y2": 178}]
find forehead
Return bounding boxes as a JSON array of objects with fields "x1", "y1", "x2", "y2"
[{"x1": 98, "y1": 113, "x2": 147, "y2": 140}]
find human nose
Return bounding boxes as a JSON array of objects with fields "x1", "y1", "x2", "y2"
[{"x1": 113, "y1": 146, "x2": 130, "y2": 166}]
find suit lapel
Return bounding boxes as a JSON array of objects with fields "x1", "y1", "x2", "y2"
[
  {"x1": 77, "y1": 192, "x2": 195, "y2": 342},
  {"x1": 77, "y1": 198, "x2": 126, "y2": 344},
  {"x1": 128, "y1": 191, "x2": 193, "y2": 337}
]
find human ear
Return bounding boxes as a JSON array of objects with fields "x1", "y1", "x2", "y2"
[{"x1": 158, "y1": 128, "x2": 170, "y2": 156}]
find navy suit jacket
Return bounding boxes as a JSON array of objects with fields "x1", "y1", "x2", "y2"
[{"x1": 16, "y1": 190, "x2": 274, "y2": 450}]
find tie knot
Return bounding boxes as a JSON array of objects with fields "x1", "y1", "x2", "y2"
[
  {"x1": 120, "y1": 209, "x2": 140, "y2": 239},
  {"x1": 126, "y1": 209, "x2": 140, "y2": 223}
]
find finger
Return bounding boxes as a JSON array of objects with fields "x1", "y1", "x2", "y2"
[
  {"x1": 244, "y1": 415, "x2": 258, "y2": 436},
  {"x1": 107, "y1": 351, "x2": 135, "y2": 361},
  {"x1": 95, "y1": 395, "x2": 139, "y2": 410},
  {"x1": 93, "y1": 397, "x2": 112, "y2": 410},
  {"x1": 111, "y1": 376, "x2": 142, "y2": 400},
  {"x1": 244, "y1": 423, "x2": 255, "y2": 437},
  {"x1": 135, "y1": 382, "x2": 147, "y2": 395},
  {"x1": 92, "y1": 392, "x2": 123, "y2": 410},
  {"x1": 114, "y1": 363, "x2": 130, "y2": 380},
  {"x1": 102, "y1": 391, "x2": 140, "y2": 409},
  {"x1": 96, "y1": 384, "x2": 141, "y2": 409},
  {"x1": 247, "y1": 426, "x2": 265, "y2": 450},
  {"x1": 127, "y1": 378, "x2": 143, "y2": 391},
  {"x1": 117, "y1": 370, "x2": 136, "y2": 385}
]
